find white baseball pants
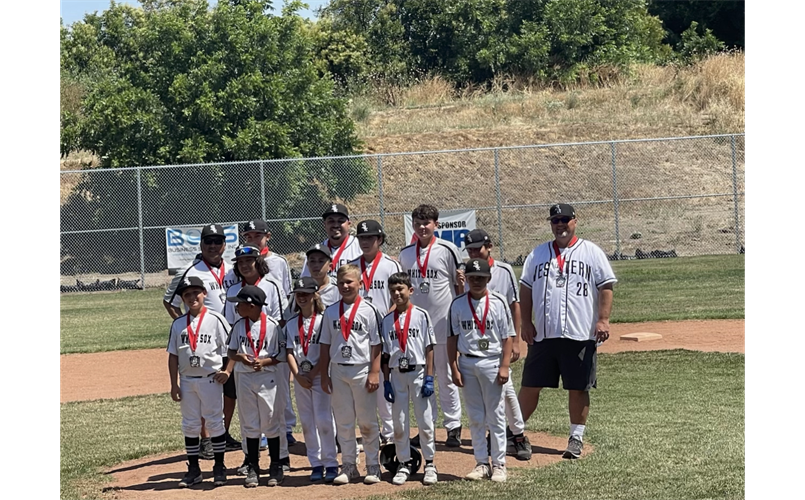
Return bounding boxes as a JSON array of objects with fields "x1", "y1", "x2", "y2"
[
  {"x1": 503, "y1": 373, "x2": 525, "y2": 434},
  {"x1": 280, "y1": 362, "x2": 297, "y2": 430},
  {"x1": 390, "y1": 366, "x2": 435, "y2": 462},
  {"x1": 180, "y1": 375, "x2": 225, "y2": 437},
  {"x1": 458, "y1": 355, "x2": 507, "y2": 466},
  {"x1": 235, "y1": 370, "x2": 282, "y2": 440},
  {"x1": 377, "y1": 369, "x2": 394, "y2": 440},
  {"x1": 275, "y1": 364, "x2": 290, "y2": 459},
  {"x1": 329, "y1": 362, "x2": 380, "y2": 466},
  {"x1": 294, "y1": 375, "x2": 339, "y2": 468},
  {"x1": 432, "y1": 343, "x2": 463, "y2": 430}
]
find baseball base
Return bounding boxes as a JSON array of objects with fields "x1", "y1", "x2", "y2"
[{"x1": 619, "y1": 332, "x2": 663, "y2": 342}]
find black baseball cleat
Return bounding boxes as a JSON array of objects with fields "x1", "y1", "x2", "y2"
[
  {"x1": 445, "y1": 426, "x2": 462, "y2": 448},
  {"x1": 267, "y1": 463, "x2": 284, "y2": 486},
  {"x1": 514, "y1": 435, "x2": 532, "y2": 461},
  {"x1": 562, "y1": 436, "x2": 583, "y2": 459},
  {"x1": 178, "y1": 464, "x2": 202, "y2": 488},
  {"x1": 213, "y1": 463, "x2": 227, "y2": 486}
]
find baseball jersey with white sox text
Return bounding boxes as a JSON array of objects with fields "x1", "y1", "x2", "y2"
[
  {"x1": 381, "y1": 305, "x2": 436, "y2": 368},
  {"x1": 228, "y1": 314, "x2": 283, "y2": 374},
  {"x1": 283, "y1": 312, "x2": 325, "y2": 368},
  {"x1": 348, "y1": 253, "x2": 403, "y2": 308},
  {"x1": 319, "y1": 298, "x2": 383, "y2": 365},
  {"x1": 519, "y1": 238, "x2": 617, "y2": 342},
  {"x1": 167, "y1": 309, "x2": 231, "y2": 376},
  {"x1": 449, "y1": 291, "x2": 515, "y2": 357}
]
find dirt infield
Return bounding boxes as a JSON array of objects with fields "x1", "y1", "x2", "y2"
[
  {"x1": 60, "y1": 319, "x2": 744, "y2": 404},
  {"x1": 102, "y1": 429, "x2": 578, "y2": 499}
]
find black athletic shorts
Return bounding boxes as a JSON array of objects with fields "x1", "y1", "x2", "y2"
[
  {"x1": 521, "y1": 338, "x2": 597, "y2": 391},
  {"x1": 222, "y1": 357, "x2": 237, "y2": 399}
]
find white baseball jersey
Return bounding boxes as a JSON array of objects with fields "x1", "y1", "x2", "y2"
[
  {"x1": 283, "y1": 312, "x2": 325, "y2": 367},
  {"x1": 449, "y1": 291, "x2": 515, "y2": 357},
  {"x1": 283, "y1": 277, "x2": 340, "y2": 320},
  {"x1": 228, "y1": 314, "x2": 282, "y2": 374},
  {"x1": 224, "y1": 277, "x2": 288, "y2": 325},
  {"x1": 520, "y1": 238, "x2": 617, "y2": 342},
  {"x1": 167, "y1": 309, "x2": 231, "y2": 377},
  {"x1": 166, "y1": 259, "x2": 229, "y2": 314},
  {"x1": 319, "y1": 298, "x2": 382, "y2": 365},
  {"x1": 381, "y1": 305, "x2": 436, "y2": 368},
  {"x1": 464, "y1": 259, "x2": 519, "y2": 305},
  {"x1": 398, "y1": 238, "x2": 462, "y2": 344},
  {"x1": 300, "y1": 235, "x2": 362, "y2": 278},
  {"x1": 264, "y1": 251, "x2": 293, "y2": 296},
  {"x1": 348, "y1": 252, "x2": 403, "y2": 308}
]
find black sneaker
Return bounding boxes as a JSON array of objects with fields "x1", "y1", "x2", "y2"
[
  {"x1": 200, "y1": 438, "x2": 214, "y2": 460},
  {"x1": 225, "y1": 432, "x2": 242, "y2": 452},
  {"x1": 445, "y1": 426, "x2": 461, "y2": 448},
  {"x1": 410, "y1": 434, "x2": 421, "y2": 448},
  {"x1": 178, "y1": 464, "x2": 202, "y2": 488},
  {"x1": 213, "y1": 463, "x2": 227, "y2": 486},
  {"x1": 244, "y1": 464, "x2": 259, "y2": 488},
  {"x1": 562, "y1": 436, "x2": 583, "y2": 459},
  {"x1": 514, "y1": 435, "x2": 532, "y2": 461},
  {"x1": 267, "y1": 463, "x2": 284, "y2": 486},
  {"x1": 286, "y1": 432, "x2": 297, "y2": 446}
]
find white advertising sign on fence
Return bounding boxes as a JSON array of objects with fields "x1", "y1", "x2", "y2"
[
  {"x1": 165, "y1": 225, "x2": 238, "y2": 273},
  {"x1": 404, "y1": 209, "x2": 476, "y2": 259}
]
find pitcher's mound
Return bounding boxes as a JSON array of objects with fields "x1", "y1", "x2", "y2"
[{"x1": 103, "y1": 429, "x2": 588, "y2": 499}]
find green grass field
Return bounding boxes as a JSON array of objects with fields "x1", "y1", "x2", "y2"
[{"x1": 60, "y1": 255, "x2": 744, "y2": 354}]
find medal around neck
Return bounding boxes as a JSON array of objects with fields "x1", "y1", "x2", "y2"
[
  {"x1": 478, "y1": 338, "x2": 489, "y2": 351},
  {"x1": 419, "y1": 282, "x2": 430, "y2": 294}
]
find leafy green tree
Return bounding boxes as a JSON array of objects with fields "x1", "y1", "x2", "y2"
[
  {"x1": 678, "y1": 21, "x2": 726, "y2": 62},
  {"x1": 648, "y1": 0, "x2": 743, "y2": 50}
]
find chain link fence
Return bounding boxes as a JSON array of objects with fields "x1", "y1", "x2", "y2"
[{"x1": 60, "y1": 134, "x2": 744, "y2": 291}]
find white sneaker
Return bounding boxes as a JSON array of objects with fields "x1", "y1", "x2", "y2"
[
  {"x1": 364, "y1": 464, "x2": 382, "y2": 484},
  {"x1": 491, "y1": 464, "x2": 507, "y2": 483},
  {"x1": 465, "y1": 462, "x2": 490, "y2": 480},
  {"x1": 332, "y1": 463, "x2": 359, "y2": 485},
  {"x1": 392, "y1": 466, "x2": 410, "y2": 485},
  {"x1": 422, "y1": 463, "x2": 438, "y2": 485}
]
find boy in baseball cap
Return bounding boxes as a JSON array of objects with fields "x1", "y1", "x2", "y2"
[
  {"x1": 167, "y1": 276, "x2": 233, "y2": 488},
  {"x1": 448, "y1": 259, "x2": 516, "y2": 482}
]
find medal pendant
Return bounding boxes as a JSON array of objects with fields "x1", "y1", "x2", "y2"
[
  {"x1": 398, "y1": 357, "x2": 409, "y2": 370},
  {"x1": 555, "y1": 274, "x2": 566, "y2": 288},
  {"x1": 364, "y1": 295, "x2": 372, "y2": 303},
  {"x1": 219, "y1": 293, "x2": 227, "y2": 303},
  {"x1": 189, "y1": 355, "x2": 201, "y2": 367},
  {"x1": 300, "y1": 360, "x2": 313, "y2": 373},
  {"x1": 478, "y1": 339, "x2": 489, "y2": 351},
  {"x1": 419, "y1": 282, "x2": 430, "y2": 294},
  {"x1": 341, "y1": 345, "x2": 352, "y2": 358}
]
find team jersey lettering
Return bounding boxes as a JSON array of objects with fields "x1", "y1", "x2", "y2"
[
  {"x1": 460, "y1": 319, "x2": 494, "y2": 331},
  {"x1": 406, "y1": 269, "x2": 440, "y2": 279},
  {"x1": 386, "y1": 327, "x2": 421, "y2": 341}
]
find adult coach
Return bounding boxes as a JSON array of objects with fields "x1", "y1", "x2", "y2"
[
  {"x1": 518, "y1": 204, "x2": 616, "y2": 459},
  {"x1": 300, "y1": 203, "x2": 362, "y2": 278}
]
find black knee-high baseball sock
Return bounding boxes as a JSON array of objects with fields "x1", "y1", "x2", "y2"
[
  {"x1": 267, "y1": 436, "x2": 280, "y2": 463},
  {"x1": 246, "y1": 438, "x2": 260, "y2": 469},
  {"x1": 185, "y1": 436, "x2": 200, "y2": 468},
  {"x1": 211, "y1": 433, "x2": 226, "y2": 467}
]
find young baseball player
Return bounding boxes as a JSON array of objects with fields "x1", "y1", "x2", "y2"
[
  {"x1": 463, "y1": 229, "x2": 531, "y2": 460},
  {"x1": 348, "y1": 219, "x2": 402, "y2": 446},
  {"x1": 227, "y1": 285, "x2": 285, "y2": 487},
  {"x1": 381, "y1": 272, "x2": 438, "y2": 486},
  {"x1": 225, "y1": 246, "x2": 287, "y2": 325},
  {"x1": 287, "y1": 244, "x2": 341, "y2": 313},
  {"x1": 448, "y1": 258, "x2": 515, "y2": 483},
  {"x1": 398, "y1": 205, "x2": 465, "y2": 447},
  {"x1": 284, "y1": 277, "x2": 340, "y2": 483},
  {"x1": 163, "y1": 224, "x2": 233, "y2": 458},
  {"x1": 300, "y1": 203, "x2": 362, "y2": 278},
  {"x1": 167, "y1": 276, "x2": 232, "y2": 488},
  {"x1": 319, "y1": 264, "x2": 384, "y2": 485}
]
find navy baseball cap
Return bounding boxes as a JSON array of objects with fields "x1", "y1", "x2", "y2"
[
  {"x1": 464, "y1": 229, "x2": 491, "y2": 249},
  {"x1": 200, "y1": 224, "x2": 226, "y2": 240},
  {"x1": 465, "y1": 258, "x2": 492, "y2": 277},
  {"x1": 226, "y1": 285, "x2": 267, "y2": 306},
  {"x1": 306, "y1": 243, "x2": 332, "y2": 260},
  {"x1": 322, "y1": 203, "x2": 349, "y2": 220},
  {"x1": 356, "y1": 219, "x2": 384, "y2": 238},
  {"x1": 547, "y1": 203, "x2": 576, "y2": 220},
  {"x1": 176, "y1": 276, "x2": 206, "y2": 295},
  {"x1": 242, "y1": 219, "x2": 269, "y2": 234},
  {"x1": 231, "y1": 245, "x2": 261, "y2": 262},
  {"x1": 291, "y1": 277, "x2": 319, "y2": 294}
]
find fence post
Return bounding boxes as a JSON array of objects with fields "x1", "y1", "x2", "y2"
[
  {"x1": 610, "y1": 142, "x2": 621, "y2": 257},
  {"x1": 377, "y1": 156, "x2": 386, "y2": 228},
  {"x1": 259, "y1": 161, "x2": 267, "y2": 221},
  {"x1": 731, "y1": 135, "x2": 741, "y2": 253},
  {"x1": 136, "y1": 167, "x2": 145, "y2": 289},
  {"x1": 494, "y1": 149, "x2": 506, "y2": 261}
]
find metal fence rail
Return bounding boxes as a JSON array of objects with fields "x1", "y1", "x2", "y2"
[{"x1": 60, "y1": 134, "x2": 745, "y2": 290}]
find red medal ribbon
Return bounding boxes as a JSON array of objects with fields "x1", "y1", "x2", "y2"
[
  {"x1": 260, "y1": 247, "x2": 269, "y2": 256},
  {"x1": 186, "y1": 307, "x2": 207, "y2": 353},
  {"x1": 298, "y1": 312, "x2": 317, "y2": 357},
  {"x1": 329, "y1": 237, "x2": 350, "y2": 267},
  {"x1": 488, "y1": 257, "x2": 494, "y2": 267},
  {"x1": 416, "y1": 237, "x2": 435, "y2": 280},
  {"x1": 202, "y1": 260, "x2": 225, "y2": 287},
  {"x1": 241, "y1": 277, "x2": 261, "y2": 288},
  {"x1": 244, "y1": 312, "x2": 268, "y2": 358},
  {"x1": 339, "y1": 297, "x2": 363, "y2": 342},
  {"x1": 394, "y1": 304, "x2": 413, "y2": 353},
  {"x1": 552, "y1": 236, "x2": 578, "y2": 275},
  {"x1": 360, "y1": 252, "x2": 382, "y2": 295},
  {"x1": 468, "y1": 291, "x2": 490, "y2": 336}
]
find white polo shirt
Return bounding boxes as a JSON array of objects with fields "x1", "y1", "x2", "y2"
[
  {"x1": 167, "y1": 309, "x2": 230, "y2": 377},
  {"x1": 381, "y1": 305, "x2": 436, "y2": 369},
  {"x1": 520, "y1": 238, "x2": 617, "y2": 342},
  {"x1": 319, "y1": 298, "x2": 382, "y2": 365},
  {"x1": 448, "y1": 291, "x2": 515, "y2": 357}
]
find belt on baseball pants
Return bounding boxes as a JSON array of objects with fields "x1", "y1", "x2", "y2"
[
  {"x1": 462, "y1": 353, "x2": 494, "y2": 359},
  {"x1": 337, "y1": 363, "x2": 356, "y2": 366},
  {"x1": 185, "y1": 373, "x2": 217, "y2": 379},
  {"x1": 396, "y1": 364, "x2": 424, "y2": 373}
]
